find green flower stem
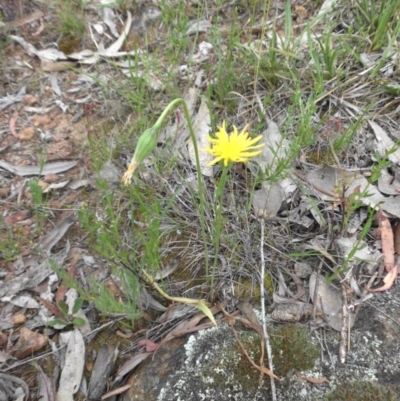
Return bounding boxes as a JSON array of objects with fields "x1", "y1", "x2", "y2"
[
  {"x1": 211, "y1": 166, "x2": 229, "y2": 290},
  {"x1": 152, "y1": 99, "x2": 210, "y2": 279}
]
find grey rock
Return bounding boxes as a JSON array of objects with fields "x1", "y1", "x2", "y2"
[{"x1": 123, "y1": 286, "x2": 400, "y2": 401}]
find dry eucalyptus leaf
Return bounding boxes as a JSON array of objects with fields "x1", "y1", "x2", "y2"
[
  {"x1": 114, "y1": 353, "x2": 152, "y2": 383},
  {"x1": 378, "y1": 168, "x2": 400, "y2": 195},
  {"x1": 37, "y1": 48, "x2": 67, "y2": 61},
  {"x1": 3, "y1": 292, "x2": 39, "y2": 309},
  {"x1": 335, "y1": 236, "x2": 374, "y2": 268},
  {"x1": 57, "y1": 329, "x2": 85, "y2": 401},
  {"x1": 37, "y1": 364, "x2": 56, "y2": 401},
  {"x1": 0, "y1": 160, "x2": 78, "y2": 176},
  {"x1": 378, "y1": 212, "x2": 395, "y2": 272},
  {"x1": 98, "y1": 160, "x2": 120, "y2": 184},
  {"x1": 309, "y1": 273, "x2": 355, "y2": 332},
  {"x1": 139, "y1": 287, "x2": 167, "y2": 312},
  {"x1": 187, "y1": 96, "x2": 213, "y2": 177},
  {"x1": 252, "y1": 182, "x2": 284, "y2": 218},
  {"x1": 101, "y1": 12, "x2": 132, "y2": 55},
  {"x1": 304, "y1": 164, "x2": 400, "y2": 218},
  {"x1": 369, "y1": 120, "x2": 400, "y2": 163},
  {"x1": 0, "y1": 86, "x2": 26, "y2": 110},
  {"x1": 253, "y1": 118, "x2": 290, "y2": 175},
  {"x1": 88, "y1": 344, "x2": 118, "y2": 400},
  {"x1": 37, "y1": 215, "x2": 76, "y2": 253},
  {"x1": 102, "y1": 6, "x2": 119, "y2": 37}
]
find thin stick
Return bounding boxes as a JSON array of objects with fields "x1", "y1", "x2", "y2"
[
  {"x1": 260, "y1": 219, "x2": 277, "y2": 401},
  {"x1": 339, "y1": 284, "x2": 348, "y2": 363}
]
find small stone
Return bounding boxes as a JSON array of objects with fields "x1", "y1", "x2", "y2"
[
  {"x1": 13, "y1": 327, "x2": 47, "y2": 359},
  {"x1": 23, "y1": 94, "x2": 37, "y2": 106},
  {"x1": 12, "y1": 314, "x2": 26, "y2": 325},
  {"x1": 0, "y1": 332, "x2": 8, "y2": 347},
  {"x1": 0, "y1": 188, "x2": 10, "y2": 198},
  {"x1": 43, "y1": 173, "x2": 59, "y2": 183},
  {"x1": 37, "y1": 180, "x2": 49, "y2": 191},
  {"x1": 31, "y1": 114, "x2": 51, "y2": 127},
  {"x1": 19, "y1": 127, "x2": 35, "y2": 141}
]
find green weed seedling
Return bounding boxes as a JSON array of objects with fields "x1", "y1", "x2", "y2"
[
  {"x1": 57, "y1": 0, "x2": 85, "y2": 39},
  {"x1": 46, "y1": 298, "x2": 86, "y2": 328},
  {"x1": 0, "y1": 219, "x2": 20, "y2": 261},
  {"x1": 28, "y1": 179, "x2": 46, "y2": 233}
]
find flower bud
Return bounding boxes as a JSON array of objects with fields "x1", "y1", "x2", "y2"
[{"x1": 121, "y1": 126, "x2": 158, "y2": 185}]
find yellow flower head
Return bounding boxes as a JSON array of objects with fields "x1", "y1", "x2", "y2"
[{"x1": 206, "y1": 121, "x2": 264, "y2": 167}]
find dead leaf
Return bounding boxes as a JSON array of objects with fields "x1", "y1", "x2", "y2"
[
  {"x1": 114, "y1": 353, "x2": 152, "y2": 382},
  {"x1": 137, "y1": 339, "x2": 159, "y2": 352},
  {"x1": 6, "y1": 292, "x2": 39, "y2": 308},
  {"x1": 369, "y1": 120, "x2": 400, "y2": 163},
  {"x1": 88, "y1": 344, "x2": 118, "y2": 400},
  {"x1": 37, "y1": 213, "x2": 76, "y2": 253},
  {"x1": 9, "y1": 110, "x2": 18, "y2": 138},
  {"x1": 32, "y1": 17, "x2": 45, "y2": 36},
  {"x1": 13, "y1": 327, "x2": 48, "y2": 359},
  {"x1": 394, "y1": 222, "x2": 400, "y2": 255},
  {"x1": 378, "y1": 168, "x2": 400, "y2": 195},
  {"x1": 237, "y1": 299, "x2": 263, "y2": 335},
  {"x1": 252, "y1": 182, "x2": 284, "y2": 218},
  {"x1": 4, "y1": 210, "x2": 31, "y2": 226},
  {"x1": 154, "y1": 256, "x2": 181, "y2": 280},
  {"x1": 50, "y1": 73, "x2": 61, "y2": 97},
  {"x1": 304, "y1": 164, "x2": 400, "y2": 218},
  {"x1": 103, "y1": 7, "x2": 119, "y2": 38},
  {"x1": 36, "y1": 364, "x2": 56, "y2": 401},
  {"x1": 0, "y1": 86, "x2": 26, "y2": 110},
  {"x1": 252, "y1": 118, "x2": 290, "y2": 175},
  {"x1": 296, "y1": 373, "x2": 330, "y2": 384},
  {"x1": 309, "y1": 273, "x2": 355, "y2": 331},
  {"x1": 187, "y1": 96, "x2": 213, "y2": 176},
  {"x1": 38, "y1": 298, "x2": 64, "y2": 318},
  {"x1": 0, "y1": 160, "x2": 78, "y2": 176},
  {"x1": 8, "y1": 35, "x2": 38, "y2": 57},
  {"x1": 57, "y1": 329, "x2": 85, "y2": 401},
  {"x1": 101, "y1": 384, "x2": 131, "y2": 400},
  {"x1": 139, "y1": 287, "x2": 167, "y2": 312},
  {"x1": 101, "y1": 11, "x2": 132, "y2": 55},
  {"x1": 378, "y1": 212, "x2": 395, "y2": 271},
  {"x1": 369, "y1": 265, "x2": 398, "y2": 292},
  {"x1": 41, "y1": 60, "x2": 78, "y2": 72}
]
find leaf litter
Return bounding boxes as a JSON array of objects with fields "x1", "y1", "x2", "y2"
[{"x1": 1, "y1": 0, "x2": 400, "y2": 399}]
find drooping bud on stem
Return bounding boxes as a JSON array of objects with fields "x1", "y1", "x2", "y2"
[{"x1": 121, "y1": 126, "x2": 158, "y2": 185}]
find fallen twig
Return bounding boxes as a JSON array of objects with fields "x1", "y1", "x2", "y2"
[{"x1": 260, "y1": 219, "x2": 278, "y2": 401}]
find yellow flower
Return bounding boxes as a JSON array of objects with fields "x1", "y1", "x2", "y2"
[{"x1": 205, "y1": 121, "x2": 265, "y2": 167}]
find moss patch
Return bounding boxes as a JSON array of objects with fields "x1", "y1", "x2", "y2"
[
  {"x1": 325, "y1": 381, "x2": 399, "y2": 401},
  {"x1": 271, "y1": 324, "x2": 320, "y2": 377},
  {"x1": 205, "y1": 324, "x2": 319, "y2": 392},
  {"x1": 233, "y1": 273, "x2": 274, "y2": 302}
]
